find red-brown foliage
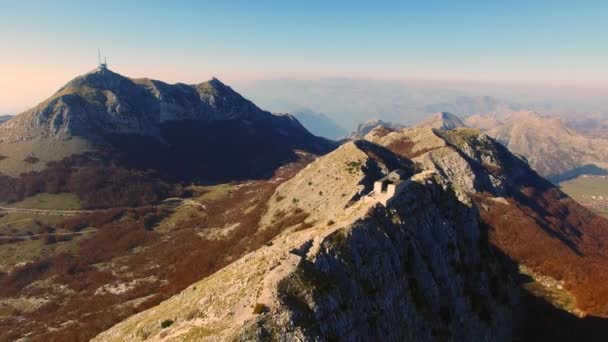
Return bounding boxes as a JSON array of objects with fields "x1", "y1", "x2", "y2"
[
  {"x1": 386, "y1": 139, "x2": 435, "y2": 159},
  {"x1": 0, "y1": 154, "x2": 180, "y2": 209},
  {"x1": 476, "y1": 186, "x2": 608, "y2": 317},
  {"x1": 0, "y1": 154, "x2": 315, "y2": 342}
]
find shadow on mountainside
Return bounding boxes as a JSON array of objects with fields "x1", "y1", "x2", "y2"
[
  {"x1": 548, "y1": 164, "x2": 608, "y2": 183},
  {"x1": 104, "y1": 119, "x2": 335, "y2": 183}
]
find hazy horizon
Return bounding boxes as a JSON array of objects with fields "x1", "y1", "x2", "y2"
[{"x1": 2, "y1": 1, "x2": 607, "y2": 115}]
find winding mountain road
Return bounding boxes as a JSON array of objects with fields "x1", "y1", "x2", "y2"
[{"x1": 0, "y1": 206, "x2": 94, "y2": 216}]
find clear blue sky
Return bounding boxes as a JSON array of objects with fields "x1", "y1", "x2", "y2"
[{"x1": 1, "y1": 0, "x2": 606, "y2": 112}]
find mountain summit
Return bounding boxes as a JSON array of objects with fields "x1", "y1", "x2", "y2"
[
  {"x1": 0, "y1": 68, "x2": 335, "y2": 206},
  {"x1": 0, "y1": 68, "x2": 315, "y2": 144},
  {"x1": 418, "y1": 111, "x2": 467, "y2": 130},
  {"x1": 94, "y1": 126, "x2": 608, "y2": 341}
]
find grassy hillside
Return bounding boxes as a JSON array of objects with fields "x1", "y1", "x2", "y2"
[{"x1": 560, "y1": 176, "x2": 608, "y2": 218}]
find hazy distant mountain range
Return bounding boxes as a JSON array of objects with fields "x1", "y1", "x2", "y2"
[
  {"x1": 565, "y1": 115, "x2": 608, "y2": 139},
  {"x1": 465, "y1": 111, "x2": 608, "y2": 181},
  {"x1": 291, "y1": 109, "x2": 348, "y2": 139},
  {"x1": 350, "y1": 119, "x2": 406, "y2": 139},
  {"x1": 235, "y1": 78, "x2": 608, "y2": 131},
  {"x1": 0, "y1": 115, "x2": 11, "y2": 124},
  {"x1": 347, "y1": 110, "x2": 608, "y2": 181}
]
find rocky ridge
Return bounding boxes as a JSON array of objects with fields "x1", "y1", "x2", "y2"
[
  {"x1": 469, "y1": 110, "x2": 608, "y2": 179},
  {"x1": 349, "y1": 120, "x2": 405, "y2": 139},
  {"x1": 94, "y1": 129, "x2": 537, "y2": 341}
]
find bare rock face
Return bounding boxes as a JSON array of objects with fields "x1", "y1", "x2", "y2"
[
  {"x1": 238, "y1": 173, "x2": 520, "y2": 341},
  {"x1": 0, "y1": 68, "x2": 335, "y2": 182},
  {"x1": 0, "y1": 68, "x2": 306, "y2": 143},
  {"x1": 94, "y1": 133, "x2": 524, "y2": 342},
  {"x1": 471, "y1": 111, "x2": 608, "y2": 180},
  {"x1": 417, "y1": 112, "x2": 467, "y2": 130},
  {"x1": 93, "y1": 119, "x2": 608, "y2": 342}
]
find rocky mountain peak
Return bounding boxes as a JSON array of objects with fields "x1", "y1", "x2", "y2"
[
  {"x1": 418, "y1": 111, "x2": 467, "y2": 130},
  {"x1": 61, "y1": 67, "x2": 133, "y2": 91},
  {"x1": 485, "y1": 110, "x2": 608, "y2": 178},
  {"x1": 93, "y1": 124, "x2": 535, "y2": 341},
  {"x1": 350, "y1": 119, "x2": 406, "y2": 139},
  {"x1": 0, "y1": 69, "x2": 335, "y2": 181},
  {"x1": 0, "y1": 69, "x2": 302, "y2": 143}
]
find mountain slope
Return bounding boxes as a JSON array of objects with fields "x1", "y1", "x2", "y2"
[
  {"x1": 370, "y1": 127, "x2": 608, "y2": 317},
  {"x1": 349, "y1": 119, "x2": 405, "y2": 139},
  {"x1": 0, "y1": 68, "x2": 335, "y2": 206},
  {"x1": 418, "y1": 111, "x2": 467, "y2": 130},
  {"x1": 566, "y1": 115, "x2": 608, "y2": 139},
  {"x1": 463, "y1": 114, "x2": 502, "y2": 130},
  {"x1": 423, "y1": 95, "x2": 521, "y2": 117},
  {"x1": 480, "y1": 111, "x2": 608, "y2": 180},
  {"x1": 96, "y1": 127, "x2": 608, "y2": 341},
  {"x1": 94, "y1": 140, "x2": 521, "y2": 341},
  {"x1": 292, "y1": 109, "x2": 348, "y2": 139}
]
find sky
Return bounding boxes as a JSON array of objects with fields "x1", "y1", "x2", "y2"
[{"x1": 1, "y1": 0, "x2": 607, "y2": 114}]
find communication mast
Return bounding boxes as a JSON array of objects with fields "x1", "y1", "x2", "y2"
[{"x1": 98, "y1": 48, "x2": 108, "y2": 70}]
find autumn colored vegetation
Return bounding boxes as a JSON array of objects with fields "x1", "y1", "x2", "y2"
[
  {"x1": 0, "y1": 153, "x2": 181, "y2": 209},
  {"x1": 0, "y1": 154, "x2": 314, "y2": 342},
  {"x1": 476, "y1": 185, "x2": 608, "y2": 318}
]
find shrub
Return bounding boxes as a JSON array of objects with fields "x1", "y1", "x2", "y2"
[
  {"x1": 43, "y1": 235, "x2": 57, "y2": 245},
  {"x1": 160, "y1": 319, "x2": 174, "y2": 329},
  {"x1": 24, "y1": 156, "x2": 40, "y2": 164},
  {"x1": 252, "y1": 303, "x2": 267, "y2": 315},
  {"x1": 327, "y1": 220, "x2": 335, "y2": 226}
]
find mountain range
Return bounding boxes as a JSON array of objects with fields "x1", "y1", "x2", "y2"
[
  {"x1": 0, "y1": 69, "x2": 607, "y2": 341},
  {"x1": 465, "y1": 111, "x2": 608, "y2": 181},
  {"x1": 0, "y1": 67, "x2": 334, "y2": 207},
  {"x1": 96, "y1": 126, "x2": 608, "y2": 341},
  {"x1": 235, "y1": 78, "x2": 608, "y2": 131},
  {"x1": 291, "y1": 109, "x2": 348, "y2": 139},
  {"x1": 349, "y1": 119, "x2": 406, "y2": 139}
]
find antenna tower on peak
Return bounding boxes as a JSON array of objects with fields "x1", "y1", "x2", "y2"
[{"x1": 97, "y1": 48, "x2": 108, "y2": 70}]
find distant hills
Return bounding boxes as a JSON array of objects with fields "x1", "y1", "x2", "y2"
[
  {"x1": 418, "y1": 111, "x2": 466, "y2": 130},
  {"x1": 423, "y1": 95, "x2": 521, "y2": 116},
  {"x1": 235, "y1": 78, "x2": 608, "y2": 131},
  {"x1": 566, "y1": 115, "x2": 608, "y2": 139},
  {"x1": 477, "y1": 111, "x2": 608, "y2": 181},
  {"x1": 0, "y1": 115, "x2": 11, "y2": 124},
  {"x1": 291, "y1": 109, "x2": 348, "y2": 139},
  {"x1": 350, "y1": 119, "x2": 405, "y2": 139},
  {"x1": 351, "y1": 110, "x2": 608, "y2": 182}
]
